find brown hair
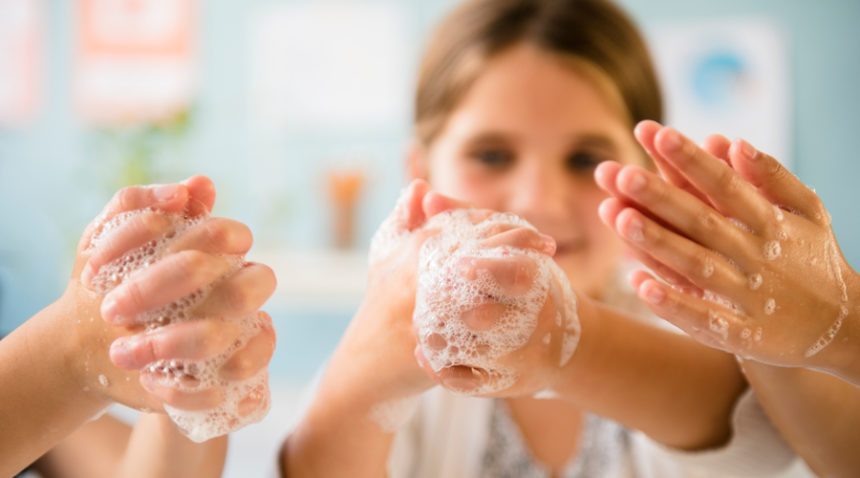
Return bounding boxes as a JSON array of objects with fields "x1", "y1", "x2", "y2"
[{"x1": 414, "y1": 0, "x2": 663, "y2": 146}]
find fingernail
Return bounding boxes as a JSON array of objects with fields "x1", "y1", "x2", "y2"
[
  {"x1": 739, "y1": 139, "x2": 758, "y2": 161},
  {"x1": 641, "y1": 282, "x2": 666, "y2": 304},
  {"x1": 153, "y1": 184, "x2": 181, "y2": 201},
  {"x1": 663, "y1": 129, "x2": 683, "y2": 152},
  {"x1": 440, "y1": 371, "x2": 481, "y2": 392},
  {"x1": 625, "y1": 170, "x2": 647, "y2": 194},
  {"x1": 622, "y1": 215, "x2": 645, "y2": 242}
]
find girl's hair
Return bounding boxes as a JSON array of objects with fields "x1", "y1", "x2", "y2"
[{"x1": 414, "y1": 0, "x2": 663, "y2": 146}]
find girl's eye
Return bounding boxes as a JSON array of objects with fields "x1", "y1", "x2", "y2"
[
  {"x1": 566, "y1": 151, "x2": 605, "y2": 172},
  {"x1": 469, "y1": 148, "x2": 514, "y2": 170}
]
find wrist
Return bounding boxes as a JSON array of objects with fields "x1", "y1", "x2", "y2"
[
  {"x1": 549, "y1": 295, "x2": 601, "y2": 398},
  {"x1": 824, "y1": 271, "x2": 860, "y2": 382},
  {"x1": 49, "y1": 294, "x2": 114, "y2": 413}
]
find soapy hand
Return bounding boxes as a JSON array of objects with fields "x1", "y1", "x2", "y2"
[
  {"x1": 595, "y1": 121, "x2": 860, "y2": 383},
  {"x1": 64, "y1": 177, "x2": 276, "y2": 442}
]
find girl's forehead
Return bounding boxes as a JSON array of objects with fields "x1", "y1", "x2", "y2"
[{"x1": 439, "y1": 47, "x2": 635, "y2": 141}]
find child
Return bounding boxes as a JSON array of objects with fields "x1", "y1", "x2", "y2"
[
  {"x1": 280, "y1": 1, "x2": 800, "y2": 476},
  {"x1": 1, "y1": 176, "x2": 276, "y2": 477}
]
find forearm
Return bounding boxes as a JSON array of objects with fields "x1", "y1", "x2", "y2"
[
  {"x1": 820, "y1": 271, "x2": 860, "y2": 385},
  {"x1": 0, "y1": 300, "x2": 110, "y2": 477},
  {"x1": 117, "y1": 414, "x2": 227, "y2": 478},
  {"x1": 554, "y1": 298, "x2": 746, "y2": 450},
  {"x1": 743, "y1": 361, "x2": 860, "y2": 477},
  {"x1": 280, "y1": 357, "x2": 399, "y2": 478}
]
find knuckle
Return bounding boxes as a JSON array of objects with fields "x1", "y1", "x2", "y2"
[
  {"x1": 124, "y1": 281, "x2": 146, "y2": 311},
  {"x1": 693, "y1": 210, "x2": 720, "y2": 236},
  {"x1": 716, "y1": 167, "x2": 741, "y2": 194}
]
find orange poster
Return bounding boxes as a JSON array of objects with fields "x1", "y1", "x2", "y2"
[
  {"x1": 75, "y1": 0, "x2": 197, "y2": 124},
  {"x1": 0, "y1": 0, "x2": 42, "y2": 126}
]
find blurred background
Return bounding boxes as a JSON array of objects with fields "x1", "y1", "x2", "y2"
[{"x1": 1, "y1": 0, "x2": 858, "y2": 476}]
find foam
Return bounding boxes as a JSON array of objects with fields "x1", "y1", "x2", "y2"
[
  {"x1": 804, "y1": 239, "x2": 850, "y2": 358},
  {"x1": 748, "y1": 273, "x2": 763, "y2": 291},
  {"x1": 85, "y1": 209, "x2": 270, "y2": 442},
  {"x1": 702, "y1": 259, "x2": 715, "y2": 278},
  {"x1": 764, "y1": 298, "x2": 776, "y2": 315},
  {"x1": 763, "y1": 240, "x2": 782, "y2": 261},
  {"x1": 707, "y1": 309, "x2": 729, "y2": 342},
  {"x1": 369, "y1": 205, "x2": 580, "y2": 397}
]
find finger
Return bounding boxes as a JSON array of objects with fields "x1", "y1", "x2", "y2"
[
  {"x1": 79, "y1": 184, "x2": 190, "y2": 251},
  {"x1": 404, "y1": 179, "x2": 431, "y2": 231},
  {"x1": 702, "y1": 134, "x2": 732, "y2": 163},
  {"x1": 629, "y1": 248, "x2": 702, "y2": 294},
  {"x1": 165, "y1": 218, "x2": 253, "y2": 255},
  {"x1": 634, "y1": 273, "x2": 750, "y2": 352},
  {"x1": 435, "y1": 365, "x2": 486, "y2": 393},
  {"x1": 182, "y1": 176, "x2": 216, "y2": 217},
  {"x1": 422, "y1": 190, "x2": 471, "y2": 218},
  {"x1": 614, "y1": 164, "x2": 754, "y2": 261},
  {"x1": 101, "y1": 251, "x2": 237, "y2": 326},
  {"x1": 654, "y1": 127, "x2": 774, "y2": 232},
  {"x1": 109, "y1": 319, "x2": 243, "y2": 370},
  {"x1": 728, "y1": 139, "x2": 827, "y2": 225},
  {"x1": 220, "y1": 323, "x2": 276, "y2": 381},
  {"x1": 140, "y1": 373, "x2": 224, "y2": 411},
  {"x1": 480, "y1": 227, "x2": 556, "y2": 256},
  {"x1": 634, "y1": 120, "x2": 699, "y2": 196},
  {"x1": 594, "y1": 160, "x2": 625, "y2": 197},
  {"x1": 615, "y1": 207, "x2": 747, "y2": 298},
  {"x1": 600, "y1": 198, "x2": 699, "y2": 290},
  {"x1": 458, "y1": 255, "x2": 539, "y2": 297},
  {"x1": 237, "y1": 390, "x2": 268, "y2": 418},
  {"x1": 460, "y1": 302, "x2": 508, "y2": 331},
  {"x1": 193, "y1": 263, "x2": 277, "y2": 318},
  {"x1": 82, "y1": 211, "x2": 176, "y2": 286}
]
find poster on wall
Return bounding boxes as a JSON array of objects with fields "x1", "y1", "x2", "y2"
[
  {"x1": 75, "y1": 0, "x2": 197, "y2": 124},
  {"x1": 247, "y1": 2, "x2": 410, "y2": 132},
  {"x1": 648, "y1": 19, "x2": 791, "y2": 166},
  {"x1": 0, "y1": 0, "x2": 42, "y2": 126}
]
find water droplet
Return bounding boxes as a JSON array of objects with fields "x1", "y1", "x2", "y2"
[{"x1": 748, "y1": 273, "x2": 763, "y2": 291}]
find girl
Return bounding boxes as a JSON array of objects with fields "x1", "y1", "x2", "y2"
[{"x1": 281, "y1": 1, "x2": 799, "y2": 476}]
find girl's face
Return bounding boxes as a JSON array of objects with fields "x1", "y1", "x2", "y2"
[{"x1": 413, "y1": 44, "x2": 644, "y2": 298}]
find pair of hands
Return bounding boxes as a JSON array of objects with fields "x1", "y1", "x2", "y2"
[
  {"x1": 596, "y1": 120, "x2": 858, "y2": 382},
  {"x1": 62, "y1": 176, "x2": 275, "y2": 417},
  {"x1": 341, "y1": 179, "x2": 577, "y2": 408}
]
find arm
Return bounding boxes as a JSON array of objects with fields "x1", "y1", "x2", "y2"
[
  {"x1": 0, "y1": 298, "x2": 113, "y2": 477},
  {"x1": 282, "y1": 181, "x2": 552, "y2": 476},
  {"x1": 281, "y1": 302, "x2": 407, "y2": 478},
  {"x1": 743, "y1": 361, "x2": 860, "y2": 477},
  {"x1": 2, "y1": 177, "x2": 275, "y2": 476},
  {"x1": 596, "y1": 120, "x2": 860, "y2": 474},
  {"x1": 557, "y1": 297, "x2": 745, "y2": 450},
  {"x1": 33, "y1": 414, "x2": 227, "y2": 478}
]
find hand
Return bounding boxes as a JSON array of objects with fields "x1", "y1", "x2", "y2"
[
  {"x1": 60, "y1": 177, "x2": 276, "y2": 422},
  {"x1": 595, "y1": 121, "x2": 859, "y2": 379},
  {"x1": 408, "y1": 195, "x2": 578, "y2": 398}
]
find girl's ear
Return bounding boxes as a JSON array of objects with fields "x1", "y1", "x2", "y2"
[{"x1": 407, "y1": 140, "x2": 430, "y2": 181}]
